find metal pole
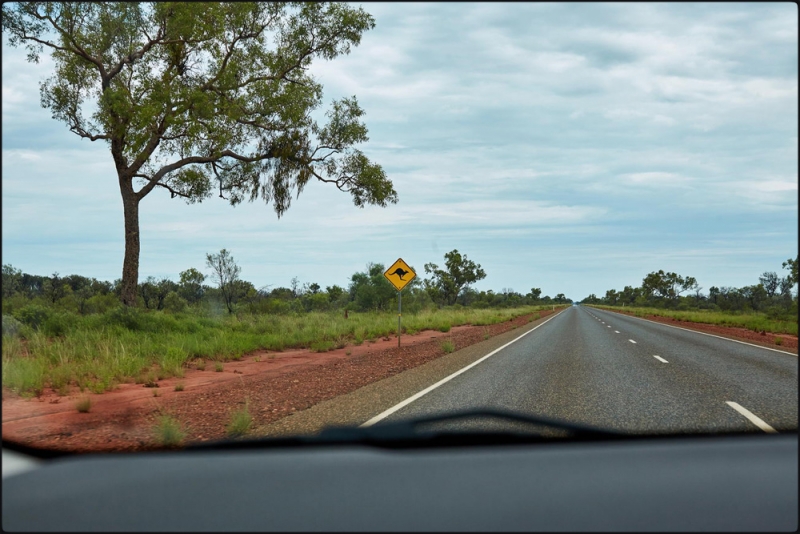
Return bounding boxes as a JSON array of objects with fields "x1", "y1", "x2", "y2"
[
  {"x1": 397, "y1": 291, "x2": 403, "y2": 347},
  {"x1": 398, "y1": 290, "x2": 402, "y2": 347}
]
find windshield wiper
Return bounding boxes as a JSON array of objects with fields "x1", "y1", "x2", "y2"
[
  {"x1": 186, "y1": 408, "x2": 626, "y2": 452},
  {"x1": 317, "y1": 408, "x2": 623, "y2": 441}
]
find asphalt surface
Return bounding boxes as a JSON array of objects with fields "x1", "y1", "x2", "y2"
[{"x1": 379, "y1": 305, "x2": 798, "y2": 435}]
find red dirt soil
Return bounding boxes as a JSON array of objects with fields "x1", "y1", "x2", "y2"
[{"x1": 3, "y1": 308, "x2": 795, "y2": 454}]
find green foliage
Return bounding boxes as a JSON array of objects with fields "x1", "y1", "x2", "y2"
[
  {"x1": 2, "y1": 3, "x2": 396, "y2": 307},
  {"x1": 226, "y1": 402, "x2": 252, "y2": 438},
  {"x1": 163, "y1": 291, "x2": 188, "y2": 313},
  {"x1": 206, "y1": 249, "x2": 242, "y2": 314},
  {"x1": 441, "y1": 339, "x2": 455, "y2": 353},
  {"x1": 154, "y1": 415, "x2": 185, "y2": 448},
  {"x1": 15, "y1": 304, "x2": 53, "y2": 330},
  {"x1": 590, "y1": 305, "x2": 797, "y2": 336},
  {"x1": 424, "y1": 250, "x2": 487, "y2": 306},
  {"x1": 2, "y1": 315, "x2": 23, "y2": 337},
  {"x1": 349, "y1": 262, "x2": 397, "y2": 312}
]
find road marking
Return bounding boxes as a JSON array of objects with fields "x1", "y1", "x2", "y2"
[
  {"x1": 725, "y1": 402, "x2": 777, "y2": 433},
  {"x1": 360, "y1": 309, "x2": 567, "y2": 427},
  {"x1": 614, "y1": 330, "x2": 620, "y2": 333},
  {"x1": 629, "y1": 339, "x2": 636, "y2": 344},
  {"x1": 596, "y1": 309, "x2": 796, "y2": 357},
  {"x1": 607, "y1": 325, "x2": 611, "y2": 328},
  {"x1": 653, "y1": 355, "x2": 668, "y2": 363}
]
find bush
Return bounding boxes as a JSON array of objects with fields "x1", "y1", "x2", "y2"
[
  {"x1": 84, "y1": 293, "x2": 121, "y2": 314},
  {"x1": 2, "y1": 315, "x2": 23, "y2": 337},
  {"x1": 163, "y1": 291, "x2": 188, "y2": 313},
  {"x1": 14, "y1": 304, "x2": 53, "y2": 330},
  {"x1": 226, "y1": 403, "x2": 252, "y2": 438},
  {"x1": 42, "y1": 312, "x2": 78, "y2": 337},
  {"x1": 154, "y1": 415, "x2": 185, "y2": 447},
  {"x1": 102, "y1": 305, "x2": 144, "y2": 331}
]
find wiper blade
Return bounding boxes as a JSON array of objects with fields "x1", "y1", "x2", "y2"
[
  {"x1": 318, "y1": 408, "x2": 624, "y2": 441},
  {"x1": 186, "y1": 408, "x2": 625, "y2": 452}
]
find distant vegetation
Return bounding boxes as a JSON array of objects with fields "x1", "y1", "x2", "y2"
[
  {"x1": 1, "y1": 249, "x2": 572, "y2": 397},
  {"x1": 581, "y1": 257, "x2": 798, "y2": 335}
]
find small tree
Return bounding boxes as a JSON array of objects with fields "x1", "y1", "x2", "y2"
[
  {"x1": 178, "y1": 268, "x2": 205, "y2": 304},
  {"x1": 424, "y1": 250, "x2": 486, "y2": 306},
  {"x1": 206, "y1": 249, "x2": 241, "y2": 313}
]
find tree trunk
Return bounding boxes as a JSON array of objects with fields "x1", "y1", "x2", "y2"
[{"x1": 120, "y1": 186, "x2": 140, "y2": 307}]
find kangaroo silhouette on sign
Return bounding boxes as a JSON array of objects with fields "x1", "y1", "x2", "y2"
[{"x1": 388, "y1": 268, "x2": 411, "y2": 280}]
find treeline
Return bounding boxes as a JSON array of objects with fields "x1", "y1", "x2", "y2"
[
  {"x1": 581, "y1": 257, "x2": 798, "y2": 319},
  {"x1": 2, "y1": 249, "x2": 572, "y2": 319}
]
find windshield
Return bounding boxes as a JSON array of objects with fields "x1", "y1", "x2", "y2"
[{"x1": 1, "y1": 2, "x2": 797, "y2": 456}]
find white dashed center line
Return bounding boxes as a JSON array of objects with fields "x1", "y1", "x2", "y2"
[
  {"x1": 629, "y1": 339, "x2": 637, "y2": 344},
  {"x1": 607, "y1": 325, "x2": 611, "y2": 328},
  {"x1": 653, "y1": 355, "x2": 668, "y2": 363},
  {"x1": 614, "y1": 330, "x2": 620, "y2": 333},
  {"x1": 725, "y1": 402, "x2": 777, "y2": 433}
]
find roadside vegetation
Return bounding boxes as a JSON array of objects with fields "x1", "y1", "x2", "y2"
[
  {"x1": 581, "y1": 257, "x2": 798, "y2": 336},
  {"x1": 2, "y1": 251, "x2": 571, "y2": 397},
  {"x1": 589, "y1": 305, "x2": 797, "y2": 336}
]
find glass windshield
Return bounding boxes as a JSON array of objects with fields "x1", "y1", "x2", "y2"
[{"x1": 2, "y1": 2, "x2": 797, "y2": 455}]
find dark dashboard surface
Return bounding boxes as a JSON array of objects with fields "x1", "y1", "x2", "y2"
[{"x1": 3, "y1": 433, "x2": 797, "y2": 531}]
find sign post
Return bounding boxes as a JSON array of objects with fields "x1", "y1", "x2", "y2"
[{"x1": 384, "y1": 258, "x2": 416, "y2": 348}]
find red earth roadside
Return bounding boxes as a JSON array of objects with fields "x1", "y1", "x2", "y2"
[{"x1": 2, "y1": 310, "x2": 559, "y2": 453}]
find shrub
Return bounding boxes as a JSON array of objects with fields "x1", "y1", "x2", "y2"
[
  {"x1": 15, "y1": 304, "x2": 53, "y2": 330},
  {"x1": 76, "y1": 397, "x2": 91, "y2": 413},
  {"x1": 163, "y1": 291, "x2": 188, "y2": 313},
  {"x1": 42, "y1": 312, "x2": 78, "y2": 337},
  {"x1": 154, "y1": 415, "x2": 185, "y2": 447},
  {"x1": 226, "y1": 403, "x2": 252, "y2": 438},
  {"x1": 102, "y1": 305, "x2": 143, "y2": 331},
  {"x1": 2, "y1": 315, "x2": 23, "y2": 337}
]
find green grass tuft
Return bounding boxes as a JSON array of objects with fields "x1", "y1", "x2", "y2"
[
  {"x1": 226, "y1": 402, "x2": 252, "y2": 438},
  {"x1": 441, "y1": 339, "x2": 455, "y2": 353},
  {"x1": 154, "y1": 415, "x2": 185, "y2": 447}
]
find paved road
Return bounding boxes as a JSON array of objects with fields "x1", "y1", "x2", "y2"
[{"x1": 375, "y1": 305, "x2": 798, "y2": 435}]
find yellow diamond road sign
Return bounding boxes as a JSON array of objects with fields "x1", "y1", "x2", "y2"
[{"x1": 384, "y1": 258, "x2": 416, "y2": 291}]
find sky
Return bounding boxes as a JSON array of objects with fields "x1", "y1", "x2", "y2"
[{"x1": 2, "y1": 2, "x2": 797, "y2": 301}]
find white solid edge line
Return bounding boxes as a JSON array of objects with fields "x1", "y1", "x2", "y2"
[
  {"x1": 594, "y1": 308, "x2": 796, "y2": 356},
  {"x1": 653, "y1": 355, "x2": 668, "y2": 363},
  {"x1": 725, "y1": 401, "x2": 778, "y2": 433},
  {"x1": 629, "y1": 339, "x2": 637, "y2": 344},
  {"x1": 360, "y1": 308, "x2": 567, "y2": 427}
]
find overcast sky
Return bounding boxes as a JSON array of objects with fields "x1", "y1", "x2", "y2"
[{"x1": 2, "y1": 2, "x2": 797, "y2": 300}]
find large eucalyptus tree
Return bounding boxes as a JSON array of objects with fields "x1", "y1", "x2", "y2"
[{"x1": 2, "y1": 2, "x2": 397, "y2": 305}]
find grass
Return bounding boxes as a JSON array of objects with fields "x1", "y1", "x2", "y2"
[
  {"x1": 226, "y1": 402, "x2": 252, "y2": 438},
  {"x1": 590, "y1": 305, "x2": 797, "y2": 336},
  {"x1": 154, "y1": 415, "x2": 185, "y2": 447},
  {"x1": 2, "y1": 305, "x2": 561, "y2": 396},
  {"x1": 75, "y1": 396, "x2": 91, "y2": 413},
  {"x1": 441, "y1": 339, "x2": 455, "y2": 353},
  {"x1": 214, "y1": 362, "x2": 223, "y2": 372},
  {"x1": 174, "y1": 382, "x2": 185, "y2": 392}
]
